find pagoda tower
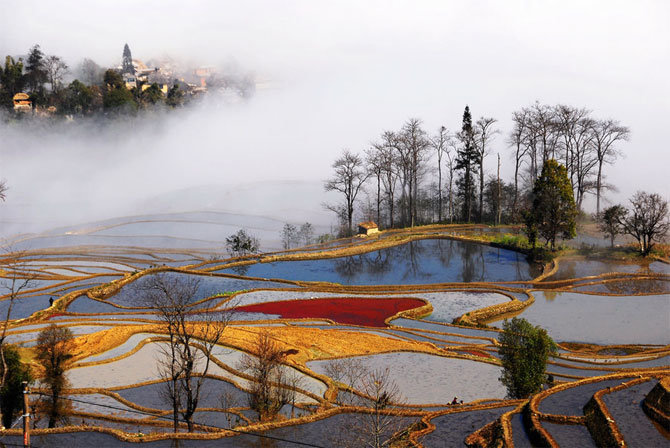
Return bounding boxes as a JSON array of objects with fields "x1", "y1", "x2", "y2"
[{"x1": 122, "y1": 43, "x2": 135, "y2": 75}]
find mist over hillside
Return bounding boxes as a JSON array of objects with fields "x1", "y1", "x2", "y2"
[{"x1": 1, "y1": 0, "x2": 668, "y2": 240}]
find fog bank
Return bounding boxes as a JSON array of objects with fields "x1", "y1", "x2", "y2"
[{"x1": 1, "y1": 1, "x2": 668, "y2": 237}]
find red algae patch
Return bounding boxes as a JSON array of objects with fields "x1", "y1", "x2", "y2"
[{"x1": 234, "y1": 297, "x2": 426, "y2": 327}]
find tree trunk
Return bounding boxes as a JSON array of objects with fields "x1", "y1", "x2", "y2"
[
  {"x1": 438, "y1": 159, "x2": 443, "y2": 222},
  {"x1": 388, "y1": 190, "x2": 395, "y2": 228},
  {"x1": 596, "y1": 160, "x2": 603, "y2": 215},
  {"x1": 376, "y1": 174, "x2": 381, "y2": 227},
  {"x1": 479, "y1": 157, "x2": 484, "y2": 223},
  {"x1": 497, "y1": 154, "x2": 502, "y2": 225}
]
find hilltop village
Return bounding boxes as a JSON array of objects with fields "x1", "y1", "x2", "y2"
[{"x1": 0, "y1": 43, "x2": 255, "y2": 119}]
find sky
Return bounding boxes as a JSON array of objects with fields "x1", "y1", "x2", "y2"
[{"x1": 1, "y1": 0, "x2": 669, "y2": 234}]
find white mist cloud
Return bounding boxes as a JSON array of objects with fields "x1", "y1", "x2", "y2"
[{"x1": 1, "y1": 0, "x2": 668, "y2": 236}]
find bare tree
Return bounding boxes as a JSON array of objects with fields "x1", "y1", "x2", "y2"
[
  {"x1": 528, "y1": 102, "x2": 560, "y2": 166},
  {"x1": 571, "y1": 116, "x2": 598, "y2": 210},
  {"x1": 365, "y1": 147, "x2": 385, "y2": 227},
  {"x1": 325, "y1": 359, "x2": 410, "y2": 448},
  {"x1": 444, "y1": 137, "x2": 457, "y2": 224},
  {"x1": 325, "y1": 149, "x2": 370, "y2": 235},
  {"x1": 0, "y1": 181, "x2": 6, "y2": 202},
  {"x1": 507, "y1": 109, "x2": 529, "y2": 216},
  {"x1": 35, "y1": 324, "x2": 74, "y2": 428},
  {"x1": 239, "y1": 331, "x2": 295, "y2": 422},
  {"x1": 430, "y1": 126, "x2": 453, "y2": 222},
  {"x1": 144, "y1": 273, "x2": 228, "y2": 432},
  {"x1": 298, "y1": 222, "x2": 314, "y2": 246},
  {"x1": 618, "y1": 191, "x2": 669, "y2": 256},
  {"x1": 360, "y1": 368, "x2": 407, "y2": 448},
  {"x1": 398, "y1": 119, "x2": 430, "y2": 227},
  {"x1": 373, "y1": 131, "x2": 400, "y2": 228},
  {"x1": 77, "y1": 58, "x2": 102, "y2": 85},
  {"x1": 496, "y1": 154, "x2": 502, "y2": 225},
  {"x1": 474, "y1": 117, "x2": 499, "y2": 222},
  {"x1": 44, "y1": 55, "x2": 69, "y2": 92},
  {"x1": 591, "y1": 119, "x2": 630, "y2": 214},
  {"x1": 554, "y1": 105, "x2": 592, "y2": 201},
  {"x1": 280, "y1": 223, "x2": 298, "y2": 250}
]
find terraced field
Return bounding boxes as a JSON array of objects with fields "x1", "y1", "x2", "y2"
[{"x1": 0, "y1": 215, "x2": 668, "y2": 446}]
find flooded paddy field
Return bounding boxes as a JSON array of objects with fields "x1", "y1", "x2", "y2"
[
  {"x1": 1, "y1": 219, "x2": 667, "y2": 446},
  {"x1": 488, "y1": 291, "x2": 670, "y2": 345},
  {"x1": 600, "y1": 379, "x2": 669, "y2": 446},
  {"x1": 308, "y1": 352, "x2": 506, "y2": 404},
  {"x1": 542, "y1": 422, "x2": 597, "y2": 448},
  {"x1": 422, "y1": 405, "x2": 515, "y2": 448},
  {"x1": 224, "y1": 238, "x2": 542, "y2": 284}
]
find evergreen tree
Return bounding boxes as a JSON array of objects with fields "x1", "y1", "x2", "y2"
[
  {"x1": 63, "y1": 79, "x2": 93, "y2": 115},
  {"x1": 166, "y1": 83, "x2": 184, "y2": 107},
  {"x1": 140, "y1": 83, "x2": 164, "y2": 106},
  {"x1": 102, "y1": 69, "x2": 137, "y2": 112},
  {"x1": 122, "y1": 43, "x2": 135, "y2": 75},
  {"x1": 24, "y1": 44, "x2": 47, "y2": 94},
  {"x1": 0, "y1": 56, "x2": 25, "y2": 109},
  {"x1": 455, "y1": 106, "x2": 478, "y2": 222},
  {"x1": 529, "y1": 159, "x2": 577, "y2": 250},
  {"x1": 499, "y1": 317, "x2": 556, "y2": 399},
  {"x1": 0, "y1": 345, "x2": 32, "y2": 428}
]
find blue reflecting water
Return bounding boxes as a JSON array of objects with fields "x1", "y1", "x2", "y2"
[{"x1": 225, "y1": 239, "x2": 540, "y2": 285}]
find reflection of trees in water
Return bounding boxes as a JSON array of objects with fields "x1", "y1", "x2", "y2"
[
  {"x1": 435, "y1": 239, "x2": 454, "y2": 270},
  {"x1": 556, "y1": 261, "x2": 577, "y2": 281},
  {"x1": 400, "y1": 241, "x2": 425, "y2": 281},
  {"x1": 604, "y1": 279, "x2": 669, "y2": 294},
  {"x1": 363, "y1": 249, "x2": 392, "y2": 279},
  {"x1": 334, "y1": 255, "x2": 365, "y2": 283},
  {"x1": 459, "y1": 241, "x2": 484, "y2": 283},
  {"x1": 332, "y1": 239, "x2": 539, "y2": 284},
  {"x1": 526, "y1": 254, "x2": 544, "y2": 280},
  {"x1": 230, "y1": 264, "x2": 251, "y2": 276}
]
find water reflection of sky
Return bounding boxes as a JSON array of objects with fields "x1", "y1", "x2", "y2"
[
  {"x1": 490, "y1": 291, "x2": 670, "y2": 345},
  {"x1": 225, "y1": 239, "x2": 541, "y2": 285}
]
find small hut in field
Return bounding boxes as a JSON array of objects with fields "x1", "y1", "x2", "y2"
[{"x1": 358, "y1": 221, "x2": 379, "y2": 236}]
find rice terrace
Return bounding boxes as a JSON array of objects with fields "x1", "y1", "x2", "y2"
[
  {"x1": 0, "y1": 215, "x2": 667, "y2": 447},
  {"x1": 1, "y1": 1, "x2": 669, "y2": 447}
]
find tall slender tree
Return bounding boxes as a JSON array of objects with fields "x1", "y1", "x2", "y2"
[
  {"x1": 365, "y1": 147, "x2": 384, "y2": 227},
  {"x1": 430, "y1": 126, "x2": 452, "y2": 222},
  {"x1": 24, "y1": 44, "x2": 47, "y2": 95},
  {"x1": 508, "y1": 109, "x2": 529, "y2": 217},
  {"x1": 474, "y1": 117, "x2": 499, "y2": 222},
  {"x1": 375, "y1": 131, "x2": 400, "y2": 228},
  {"x1": 591, "y1": 119, "x2": 630, "y2": 214},
  {"x1": 397, "y1": 119, "x2": 430, "y2": 227},
  {"x1": 455, "y1": 106, "x2": 478, "y2": 222}
]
